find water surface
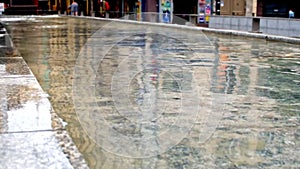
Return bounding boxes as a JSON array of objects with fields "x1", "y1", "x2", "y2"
[{"x1": 4, "y1": 16, "x2": 299, "y2": 168}]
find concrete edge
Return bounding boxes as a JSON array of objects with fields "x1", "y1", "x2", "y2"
[
  {"x1": 2, "y1": 22, "x2": 89, "y2": 169},
  {"x1": 64, "y1": 15, "x2": 300, "y2": 45}
]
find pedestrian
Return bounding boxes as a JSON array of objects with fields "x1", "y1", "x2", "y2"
[
  {"x1": 99, "y1": 0, "x2": 110, "y2": 17},
  {"x1": 289, "y1": 9, "x2": 294, "y2": 18},
  {"x1": 68, "y1": 1, "x2": 78, "y2": 16}
]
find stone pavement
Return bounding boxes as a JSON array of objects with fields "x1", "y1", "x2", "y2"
[{"x1": 0, "y1": 23, "x2": 88, "y2": 168}]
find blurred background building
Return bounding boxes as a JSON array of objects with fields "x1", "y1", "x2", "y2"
[{"x1": 0, "y1": 0, "x2": 298, "y2": 19}]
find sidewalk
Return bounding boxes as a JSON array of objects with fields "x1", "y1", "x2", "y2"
[{"x1": 0, "y1": 23, "x2": 88, "y2": 169}]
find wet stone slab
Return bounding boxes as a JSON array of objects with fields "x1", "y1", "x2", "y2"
[
  {"x1": 0, "y1": 57, "x2": 31, "y2": 76},
  {"x1": 0, "y1": 95, "x2": 52, "y2": 133},
  {"x1": 0, "y1": 20, "x2": 88, "y2": 169},
  {"x1": 0, "y1": 66, "x2": 88, "y2": 167},
  {"x1": 0, "y1": 131, "x2": 73, "y2": 169},
  {"x1": 0, "y1": 76, "x2": 53, "y2": 133}
]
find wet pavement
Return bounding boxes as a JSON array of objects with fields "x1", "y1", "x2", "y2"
[
  {"x1": 0, "y1": 18, "x2": 87, "y2": 169},
  {"x1": 0, "y1": 16, "x2": 299, "y2": 169}
]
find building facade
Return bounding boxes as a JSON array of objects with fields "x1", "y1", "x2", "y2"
[
  {"x1": 256, "y1": 0, "x2": 299, "y2": 18},
  {"x1": 1, "y1": 0, "x2": 297, "y2": 19},
  {"x1": 219, "y1": 0, "x2": 298, "y2": 18}
]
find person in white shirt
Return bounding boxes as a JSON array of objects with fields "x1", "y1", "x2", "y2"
[{"x1": 289, "y1": 9, "x2": 294, "y2": 18}]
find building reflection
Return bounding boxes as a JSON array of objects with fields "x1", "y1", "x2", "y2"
[
  {"x1": 211, "y1": 48, "x2": 237, "y2": 94},
  {"x1": 43, "y1": 18, "x2": 102, "y2": 168}
]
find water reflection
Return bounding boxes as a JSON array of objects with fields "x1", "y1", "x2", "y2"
[
  {"x1": 211, "y1": 53, "x2": 237, "y2": 94},
  {"x1": 4, "y1": 17, "x2": 300, "y2": 168}
]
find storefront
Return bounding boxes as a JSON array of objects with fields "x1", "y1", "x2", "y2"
[
  {"x1": 93, "y1": 0, "x2": 142, "y2": 18},
  {"x1": 198, "y1": 0, "x2": 211, "y2": 23},
  {"x1": 219, "y1": 0, "x2": 245, "y2": 16},
  {"x1": 257, "y1": 0, "x2": 299, "y2": 18},
  {"x1": 173, "y1": 0, "x2": 197, "y2": 21}
]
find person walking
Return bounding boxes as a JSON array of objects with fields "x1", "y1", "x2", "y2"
[
  {"x1": 289, "y1": 9, "x2": 294, "y2": 19},
  {"x1": 68, "y1": 1, "x2": 78, "y2": 16},
  {"x1": 99, "y1": 0, "x2": 110, "y2": 17}
]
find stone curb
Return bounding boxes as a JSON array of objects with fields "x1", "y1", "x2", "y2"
[{"x1": 69, "y1": 15, "x2": 300, "y2": 44}]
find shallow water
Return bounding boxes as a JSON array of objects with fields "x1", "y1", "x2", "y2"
[{"x1": 3, "y1": 16, "x2": 300, "y2": 168}]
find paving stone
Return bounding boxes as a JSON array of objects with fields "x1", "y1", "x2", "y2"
[{"x1": 0, "y1": 131, "x2": 73, "y2": 169}]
